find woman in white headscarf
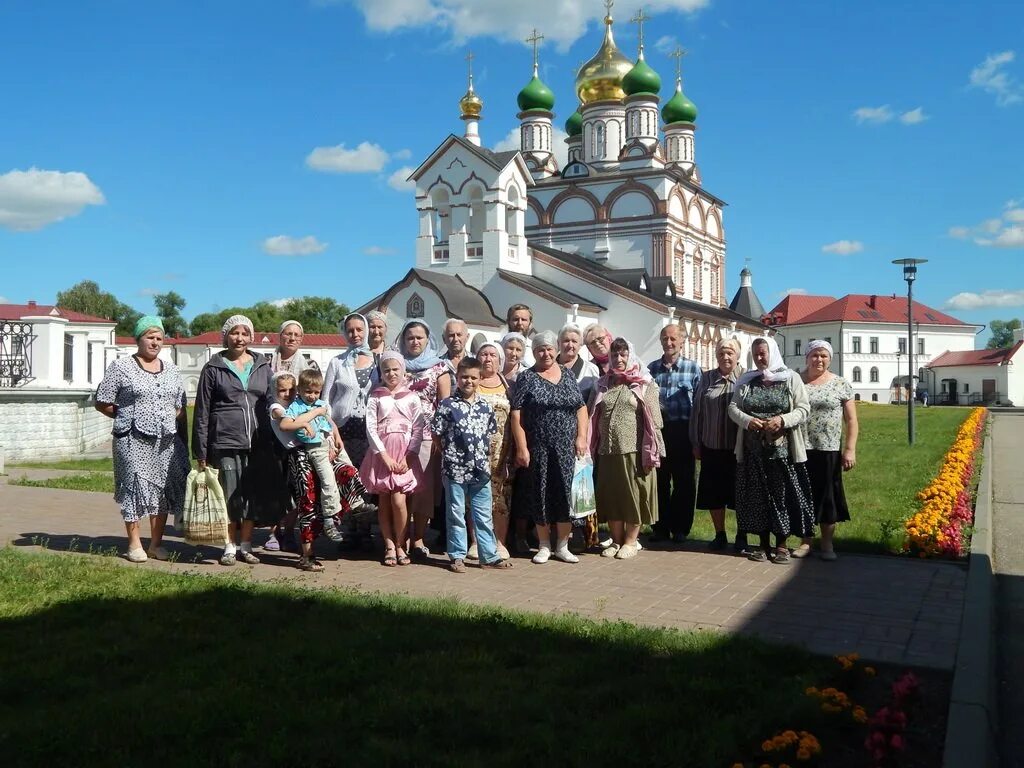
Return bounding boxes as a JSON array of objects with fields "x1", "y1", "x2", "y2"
[
  {"x1": 727, "y1": 335, "x2": 814, "y2": 564},
  {"x1": 366, "y1": 310, "x2": 389, "y2": 368},
  {"x1": 271, "y1": 320, "x2": 317, "y2": 376},
  {"x1": 322, "y1": 313, "x2": 378, "y2": 468},
  {"x1": 796, "y1": 339, "x2": 858, "y2": 561},
  {"x1": 500, "y1": 332, "x2": 528, "y2": 383}
]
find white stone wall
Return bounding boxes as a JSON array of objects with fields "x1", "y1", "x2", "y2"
[{"x1": 0, "y1": 390, "x2": 110, "y2": 461}]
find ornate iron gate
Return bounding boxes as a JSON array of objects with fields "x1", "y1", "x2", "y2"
[{"x1": 0, "y1": 320, "x2": 35, "y2": 387}]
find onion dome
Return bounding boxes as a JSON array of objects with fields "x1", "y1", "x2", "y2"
[
  {"x1": 565, "y1": 108, "x2": 583, "y2": 137},
  {"x1": 662, "y1": 81, "x2": 698, "y2": 124},
  {"x1": 622, "y1": 53, "x2": 661, "y2": 97},
  {"x1": 459, "y1": 87, "x2": 483, "y2": 119},
  {"x1": 575, "y1": 13, "x2": 633, "y2": 105},
  {"x1": 517, "y1": 75, "x2": 555, "y2": 112}
]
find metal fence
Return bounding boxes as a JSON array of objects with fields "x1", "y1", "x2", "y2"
[{"x1": 0, "y1": 320, "x2": 35, "y2": 387}]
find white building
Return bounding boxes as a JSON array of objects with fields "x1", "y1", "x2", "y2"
[
  {"x1": 925, "y1": 329, "x2": 1023, "y2": 406},
  {"x1": 356, "y1": 8, "x2": 766, "y2": 365},
  {"x1": 764, "y1": 293, "x2": 983, "y2": 403}
]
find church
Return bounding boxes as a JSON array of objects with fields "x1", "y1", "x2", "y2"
[{"x1": 357, "y1": 5, "x2": 767, "y2": 366}]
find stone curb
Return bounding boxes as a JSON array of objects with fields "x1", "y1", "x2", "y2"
[{"x1": 943, "y1": 416, "x2": 997, "y2": 768}]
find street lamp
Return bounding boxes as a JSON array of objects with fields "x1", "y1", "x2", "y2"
[
  {"x1": 895, "y1": 350, "x2": 902, "y2": 404},
  {"x1": 892, "y1": 258, "x2": 928, "y2": 445}
]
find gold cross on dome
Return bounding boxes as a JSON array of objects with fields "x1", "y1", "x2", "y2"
[
  {"x1": 631, "y1": 7, "x2": 649, "y2": 49},
  {"x1": 604, "y1": 0, "x2": 615, "y2": 16},
  {"x1": 670, "y1": 45, "x2": 688, "y2": 84},
  {"x1": 525, "y1": 28, "x2": 544, "y2": 73},
  {"x1": 465, "y1": 50, "x2": 475, "y2": 85}
]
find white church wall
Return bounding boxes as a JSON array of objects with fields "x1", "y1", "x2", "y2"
[
  {"x1": 383, "y1": 283, "x2": 449, "y2": 344},
  {"x1": 609, "y1": 191, "x2": 654, "y2": 218},
  {"x1": 552, "y1": 196, "x2": 596, "y2": 224}
]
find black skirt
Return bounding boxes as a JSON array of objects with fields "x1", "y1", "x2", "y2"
[
  {"x1": 805, "y1": 450, "x2": 851, "y2": 524},
  {"x1": 696, "y1": 447, "x2": 736, "y2": 510}
]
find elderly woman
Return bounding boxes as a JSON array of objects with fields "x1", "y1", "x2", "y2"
[
  {"x1": 323, "y1": 313, "x2": 378, "y2": 467},
  {"x1": 476, "y1": 341, "x2": 513, "y2": 560},
  {"x1": 690, "y1": 337, "x2": 746, "y2": 551},
  {"x1": 509, "y1": 331, "x2": 589, "y2": 564},
  {"x1": 796, "y1": 340, "x2": 858, "y2": 561},
  {"x1": 95, "y1": 316, "x2": 190, "y2": 562},
  {"x1": 398, "y1": 320, "x2": 452, "y2": 559},
  {"x1": 366, "y1": 310, "x2": 389, "y2": 367},
  {"x1": 500, "y1": 332, "x2": 528, "y2": 383},
  {"x1": 583, "y1": 323, "x2": 613, "y2": 372},
  {"x1": 193, "y1": 314, "x2": 285, "y2": 565},
  {"x1": 271, "y1": 319, "x2": 316, "y2": 375},
  {"x1": 728, "y1": 336, "x2": 814, "y2": 564},
  {"x1": 557, "y1": 323, "x2": 600, "y2": 405},
  {"x1": 589, "y1": 338, "x2": 664, "y2": 560}
]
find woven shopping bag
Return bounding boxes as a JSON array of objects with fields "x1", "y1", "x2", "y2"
[{"x1": 181, "y1": 467, "x2": 229, "y2": 545}]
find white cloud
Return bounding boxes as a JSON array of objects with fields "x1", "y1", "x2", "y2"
[
  {"x1": 138, "y1": 288, "x2": 158, "y2": 297},
  {"x1": 262, "y1": 235, "x2": 329, "y2": 256},
  {"x1": 950, "y1": 205, "x2": 1024, "y2": 247},
  {"x1": 981, "y1": 217, "x2": 1003, "y2": 234},
  {"x1": 948, "y1": 226, "x2": 970, "y2": 239},
  {"x1": 393, "y1": 148, "x2": 413, "y2": 160},
  {"x1": 821, "y1": 239, "x2": 864, "y2": 255},
  {"x1": 945, "y1": 290, "x2": 1024, "y2": 310},
  {"x1": 775, "y1": 287, "x2": 808, "y2": 300},
  {"x1": 493, "y1": 126, "x2": 570, "y2": 170},
  {"x1": 655, "y1": 35, "x2": 679, "y2": 54},
  {"x1": 344, "y1": 0, "x2": 709, "y2": 49},
  {"x1": 969, "y1": 50, "x2": 1023, "y2": 107},
  {"x1": 899, "y1": 107, "x2": 929, "y2": 124},
  {"x1": 852, "y1": 105, "x2": 893, "y2": 124},
  {"x1": 305, "y1": 141, "x2": 390, "y2": 173},
  {"x1": 1004, "y1": 208, "x2": 1024, "y2": 223},
  {"x1": 985, "y1": 226, "x2": 1024, "y2": 248},
  {"x1": 269, "y1": 297, "x2": 294, "y2": 308},
  {"x1": 387, "y1": 166, "x2": 417, "y2": 192},
  {"x1": 0, "y1": 295, "x2": 10, "y2": 303},
  {"x1": 0, "y1": 168, "x2": 105, "y2": 231},
  {"x1": 1005, "y1": 198, "x2": 1023, "y2": 209},
  {"x1": 363, "y1": 245, "x2": 397, "y2": 255}
]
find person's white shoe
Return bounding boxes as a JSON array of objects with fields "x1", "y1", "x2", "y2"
[
  {"x1": 615, "y1": 543, "x2": 639, "y2": 560},
  {"x1": 127, "y1": 548, "x2": 148, "y2": 563},
  {"x1": 467, "y1": 543, "x2": 479, "y2": 560},
  {"x1": 599, "y1": 537, "x2": 615, "y2": 549},
  {"x1": 496, "y1": 543, "x2": 511, "y2": 560},
  {"x1": 532, "y1": 547, "x2": 551, "y2": 564},
  {"x1": 553, "y1": 546, "x2": 579, "y2": 564},
  {"x1": 601, "y1": 544, "x2": 620, "y2": 558}
]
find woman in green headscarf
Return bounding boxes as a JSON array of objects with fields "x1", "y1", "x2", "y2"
[{"x1": 95, "y1": 315, "x2": 191, "y2": 563}]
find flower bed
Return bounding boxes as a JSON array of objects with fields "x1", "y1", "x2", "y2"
[{"x1": 903, "y1": 407, "x2": 986, "y2": 558}]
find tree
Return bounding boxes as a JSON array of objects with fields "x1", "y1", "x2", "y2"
[
  {"x1": 280, "y1": 296, "x2": 350, "y2": 334},
  {"x1": 57, "y1": 280, "x2": 141, "y2": 337},
  {"x1": 153, "y1": 291, "x2": 188, "y2": 338},
  {"x1": 987, "y1": 318, "x2": 1022, "y2": 349}
]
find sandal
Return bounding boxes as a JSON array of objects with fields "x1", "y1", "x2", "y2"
[
  {"x1": 747, "y1": 548, "x2": 769, "y2": 563},
  {"x1": 448, "y1": 558, "x2": 467, "y2": 574},
  {"x1": 410, "y1": 544, "x2": 431, "y2": 561},
  {"x1": 382, "y1": 548, "x2": 398, "y2": 568},
  {"x1": 298, "y1": 556, "x2": 324, "y2": 572},
  {"x1": 772, "y1": 548, "x2": 791, "y2": 564},
  {"x1": 480, "y1": 559, "x2": 514, "y2": 569},
  {"x1": 396, "y1": 549, "x2": 411, "y2": 566}
]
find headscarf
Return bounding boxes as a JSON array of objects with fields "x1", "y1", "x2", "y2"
[
  {"x1": 599, "y1": 339, "x2": 653, "y2": 386},
  {"x1": 339, "y1": 313, "x2": 372, "y2": 357},
  {"x1": 591, "y1": 339, "x2": 660, "y2": 471},
  {"x1": 583, "y1": 323, "x2": 613, "y2": 367},
  {"x1": 396, "y1": 319, "x2": 444, "y2": 373},
  {"x1": 531, "y1": 330, "x2": 558, "y2": 352},
  {"x1": 366, "y1": 310, "x2": 388, "y2": 346},
  {"x1": 279, "y1": 319, "x2": 303, "y2": 335},
  {"x1": 221, "y1": 314, "x2": 254, "y2": 346},
  {"x1": 271, "y1": 370, "x2": 298, "y2": 388},
  {"x1": 738, "y1": 336, "x2": 793, "y2": 386},
  {"x1": 805, "y1": 339, "x2": 834, "y2": 359},
  {"x1": 476, "y1": 341, "x2": 505, "y2": 372},
  {"x1": 500, "y1": 331, "x2": 528, "y2": 353},
  {"x1": 270, "y1": 319, "x2": 310, "y2": 376},
  {"x1": 133, "y1": 315, "x2": 164, "y2": 339},
  {"x1": 372, "y1": 350, "x2": 413, "y2": 397}
]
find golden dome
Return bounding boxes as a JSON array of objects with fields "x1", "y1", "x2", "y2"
[
  {"x1": 575, "y1": 13, "x2": 634, "y2": 105},
  {"x1": 459, "y1": 87, "x2": 483, "y2": 119}
]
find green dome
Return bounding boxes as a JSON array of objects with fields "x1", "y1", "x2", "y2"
[
  {"x1": 662, "y1": 85, "x2": 698, "y2": 124},
  {"x1": 564, "y1": 109, "x2": 583, "y2": 137},
  {"x1": 517, "y1": 75, "x2": 555, "y2": 112},
  {"x1": 622, "y1": 56, "x2": 661, "y2": 97}
]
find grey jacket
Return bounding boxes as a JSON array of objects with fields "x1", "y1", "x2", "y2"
[
  {"x1": 727, "y1": 374, "x2": 810, "y2": 464},
  {"x1": 192, "y1": 352, "x2": 274, "y2": 461}
]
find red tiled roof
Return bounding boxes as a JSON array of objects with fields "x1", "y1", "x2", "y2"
[
  {"x1": 175, "y1": 331, "x2": 348, "y2": 347},
  {"x1": 763, "y1": 294, "x2": 836, "y2": 325},
  {"x1": 768, "y1": 294, "x2": 968, "y2": 327},
  {"x1": 928, "y1": 341, "x2": 1022, "y2": 368},
  {"x1": 0, "y1": 303, "x2": 114, "y2": 324},
  {"x1": 115, "y1": 336, "x2": 183, "y2": 345}
]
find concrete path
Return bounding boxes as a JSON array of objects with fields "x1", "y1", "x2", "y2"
[
  {"x1": 991, "y1": 413, "x2": 1024, "y2": 767},
  {"x1": 0, "y1": 477, "x2": 967, "y2": 670}
]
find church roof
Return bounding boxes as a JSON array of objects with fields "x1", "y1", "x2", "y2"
[
  {"x1": 407, "y1": 134, "x2": 531, "y2": 185},
  {"x1": 729, "y1": 285, "x2": 766, "y2": 321},
  {"x1": 497, "y1": 270, "x2": 605, "y2": 313},
  {"x1": 358, "y1": 268, "x2": 504, "y2": 329}
]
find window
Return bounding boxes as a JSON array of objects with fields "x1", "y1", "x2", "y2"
[
  {"x1": 898, "y1": 337, "x2": 907, "y2": 354},
  {"x1": 871, "y1": 393, "x2": 878, "y2": 402},
  {"x1": 824, "y1": 337, "x2": 832, "y2": 345},
  {"x1": 794, "y1": 340, "x2": 802, "y2": 356},
  {"x1": 87, "y1": 342, "x2": 93, "y2": 384},
  {"x1": 963, "y1": 383, "x2": 970, "y2": 394},
  {"x1": 852, "y1": 366, "x2": 862, "y2": 383},
  {"x1": 63, "y1": 334, "x2": 74, "y2": 382},
  {"x1": 852, "y1": 336, "x2": 861, "y2": 353},
  {"x1": 918, "y1": 338, "x2": 925, "y2": 355},
  {"x1": 869, "y1": 337, "x2": 879, "y2": 354},
  {"x1": 869, "y1": 366, "x2": 879, "y2": 383},
  {"x1": 854, "y1": 393, "x2": 861, "y2": 401}
]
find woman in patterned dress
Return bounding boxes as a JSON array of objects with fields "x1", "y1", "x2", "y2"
[
  {"x1": 509, "y1": 331, "x2": 589, "y2": 564},
  {"x1": 398, "y1": 320, "x2": 451, "y2": 559},
  {"x1": 476, "y1": 341, "x2": 513, "y2": 560},
  {"x1": 95, "y1": 316, "x2": 190, "y2": 563},
  {"x1": 794, "y1": 340, "x2": 858, "y2": 561},
  {"x1": 728, "y1": 336, "x2": 814, "y2": 564},
  {"x1": 323, "y1": 313, "x2": 377, "y2": 468},
  {"x1": 589, "y1": 338, "x2": 665, "y2": 560}
]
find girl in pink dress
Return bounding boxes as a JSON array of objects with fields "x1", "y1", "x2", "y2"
[{"x1": 360, "y1": 351, "x2": 425, "y2": 566}]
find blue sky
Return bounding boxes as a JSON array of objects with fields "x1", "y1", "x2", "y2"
[{"x1": 1, "y1": 0, "x2": 1022, "y2": 341}]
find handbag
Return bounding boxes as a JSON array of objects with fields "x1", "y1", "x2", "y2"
[
  {"x1": 570, "y1": 456, "x2": 597, "y2": 520},
  {"x1": 181, "y1": 467, "x2": 229, "y2": 545}
]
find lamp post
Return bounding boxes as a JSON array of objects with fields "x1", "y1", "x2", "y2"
[
  {"x1": 892, "y1": 258, "x2": 928, "y2": 445},
  {"x1": 895, "y1": 350, "x2": 902, "y2": 404}
]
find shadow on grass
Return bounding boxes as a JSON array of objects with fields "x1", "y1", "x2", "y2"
[{"x1": 0, "y1": 549, "x2": 830, "y2": 768}]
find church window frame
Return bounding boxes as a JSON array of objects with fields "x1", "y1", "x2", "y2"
[
  {"x1": 406, "y1": 293, "x2": 425, "y2": 319},
  {"x1": 852, "y1": 366, "x2": 862, "y2": 383}
]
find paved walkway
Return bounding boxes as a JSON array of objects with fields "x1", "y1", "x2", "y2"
[
  {"x1": 991, "y1": 413, "x2": 1024, "y2": 767},
  {"x1": 0, "y1": 474, "x2": 967, "y2": 670}
]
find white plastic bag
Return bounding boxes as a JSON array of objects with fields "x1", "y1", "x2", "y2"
[{"x1": 570, "y1": 456, "x2": 596, "y2": 520}]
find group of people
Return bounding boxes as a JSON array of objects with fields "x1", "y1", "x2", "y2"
[{"x1": 93, "y1": 302, "x2": 858, "y2": 572}]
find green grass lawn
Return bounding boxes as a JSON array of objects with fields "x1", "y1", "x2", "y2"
[
  {"x1": 9, "y1": 473, "x2": 116, "y2": 493},
  {"x1": 0, "y1": 548, "x2": 832, "y2": 767},
  {"x1": 687, "y1": 404, "x2": 974, "y2": 554},
  {"x1": 10, "y1": 457, "x2": 113, "y2": 472}
]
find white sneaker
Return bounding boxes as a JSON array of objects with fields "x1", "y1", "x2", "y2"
[
  {"x1": 127, "y1": 548, "x2": 148, "y2": 563},
  {"x1": 532, "y1": 547, "x2": 551, "y2": 564},
  {"x1": 635, "y1": 540, "x2": 644, "y2": 551},
  {"x1": 467, "y1": 543, "x2": 479, "y2": 560},
  {"x1": 496, "y1": 543, "x2": 511, "y2": 560},
  {"x1": 601, "y1": 544, "x2": 620, "y2": 558},
  {"x1": 553, "y1": 546, "x2": 579, "y2": 564},
  {"x1": 599, "y1": 537, "x2": 615, "y2": 549}
]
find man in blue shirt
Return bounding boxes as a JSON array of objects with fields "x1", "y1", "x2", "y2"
[{"x1": 647, "y1": 323, "x2": 702, "y2": 543}]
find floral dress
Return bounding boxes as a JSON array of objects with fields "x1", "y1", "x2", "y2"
[
  {"x1": 478, "y1": 380, "x2": 512, "y2": 517},
  {"x1": 408, "y1": 362, "x2": 447, "y2": 497},
  {"x1": 804, "y1": 375, "x2": 853, "y2": 524},
  {"x1": 734, "y1": 381, "x2": 815, "y2": 538},
  {"x1": 509, "y1": 366, "x2": 584, "y2": 526}
]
